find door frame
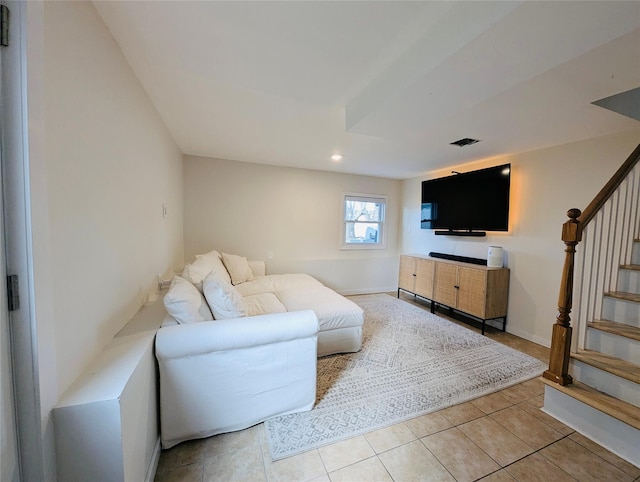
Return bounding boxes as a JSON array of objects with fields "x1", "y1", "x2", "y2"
[
  {"x1": 1, "y1": 1, "x2": 44, "y2": 479},
  {"x1": 0, "y1": 7, "x2": 20, "y2": 479}
]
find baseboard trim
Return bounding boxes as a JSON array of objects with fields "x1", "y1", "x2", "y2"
[
  {"x1": 338, "y1": 287, "x2": 397, "y2": 296},
  {"x1": 505, "y1": 326, "x2": 551, "y2": 348},
  {"x1": 145, "y1": 437, "x2": 161, "y2": 482}
]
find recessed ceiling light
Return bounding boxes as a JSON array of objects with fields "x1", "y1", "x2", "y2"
[{"x1": 331, "y1": 154, "x2": 343, "y2": 161}]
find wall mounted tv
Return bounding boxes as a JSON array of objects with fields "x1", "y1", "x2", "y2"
[{"x1": 421, "y1": 163, "x2": 510, "y2": 236}]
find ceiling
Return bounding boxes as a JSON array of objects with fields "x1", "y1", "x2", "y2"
[{"x1": 93, "y1": 1, "x2": 640, "y2": 180}]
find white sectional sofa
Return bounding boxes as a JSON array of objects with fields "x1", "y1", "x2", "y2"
[{"x1": 155, "y1": 250, "x2": 364, "y2": 448}]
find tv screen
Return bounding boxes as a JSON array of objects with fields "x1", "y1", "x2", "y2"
[{"x1": 421, "y1": 164, "x2": 510, "y2": 232}]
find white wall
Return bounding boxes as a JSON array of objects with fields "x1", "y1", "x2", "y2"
[
  {"x1": 184, "y1": 156, "x2": 402, "y2": 294},
  {"x1": 25, "y1": 1, "x2": 184, "y2": 478},
  {"x1": 401, "y1": 129, "x2": 640, "y2": 346}
]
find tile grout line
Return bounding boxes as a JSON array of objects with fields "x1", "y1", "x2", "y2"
[
  {"x1": 415, "y1": 429, "x2": 490, "y2": 482},
  {"x1": 348, "y1": 388, "x2": 545, "y2": 480},
  {"x1": 567, "y1": 432, "x2": 640, "y2": 478},
  {"x1": 316, "y1": 447, "x2": 330, "y2": 480},
  {"x1": 488, "y1": 433, "x2": 581, "y2": 482},
  {"x1": 412, "y1": 386, "x2": 570, "y2": 481}
]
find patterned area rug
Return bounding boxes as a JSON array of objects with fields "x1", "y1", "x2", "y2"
[{"x1": 265, "y1": 294, "x2": 547, "y2": 460}]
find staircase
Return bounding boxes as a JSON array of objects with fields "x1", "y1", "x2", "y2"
[
  {"x1": 542, "y1": 145, "x2": 640, "y2": 468},
  {"x1": 542, "y1": 239, "x2": 640, "y2": 466}
]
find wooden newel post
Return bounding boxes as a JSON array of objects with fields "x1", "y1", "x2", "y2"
[{"x1": 543, "y1": 208, "x2": 582, "y2": 386}]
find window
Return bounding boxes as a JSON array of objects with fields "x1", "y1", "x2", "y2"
[{"x1": 342, "y1": 194, "x2": 387, "y2": 249}]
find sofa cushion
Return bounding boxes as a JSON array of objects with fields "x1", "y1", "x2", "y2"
[
  {"x1": 163, "y1": 276, "x2": 214, "y2": 324},
  {"x1": 236, "y1": 273, "x2": 323, "y2": 297},
  {"x1": 203, "y1": 270, "x2": 248, "y2": 320},
  {"x1": 275, "y1": 285, "x2": 364, "y2": 331},
  {"x1": 222, "y1": 252, "x2": 255, "y2": 285},
  {"x1": 244, "y1": 293, "x2": 288, "y2": 316},
  {"x1": 182, "y1": 250, "x2": 231, "y2": 291}
]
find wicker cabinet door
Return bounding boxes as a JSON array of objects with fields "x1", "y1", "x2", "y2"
[
  {"x1": 414, "y1": 258, "x2": 435, "y2": 299},
  {"x1": 433, "y1": 263, "x2": 458, "y2": 307},
  {"x1": 457, "y1": 267, "x2": 487, "y2": 319},
  {"x1": 398, "y1": 255, "x2": 417, "y2": 292}
]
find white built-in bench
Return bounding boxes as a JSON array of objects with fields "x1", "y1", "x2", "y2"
[{"x1": 53, "y1": 297, "x2": 166, "y2": 482}]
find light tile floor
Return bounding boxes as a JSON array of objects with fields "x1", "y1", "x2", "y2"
[{"x1": 155, "y1": 294, "x2": 640, "y2": 482}]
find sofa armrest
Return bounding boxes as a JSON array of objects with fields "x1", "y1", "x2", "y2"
[
  {"x1": 248, "y1": 259, "x2": 266, "y2": 277},
  {"x1": 155, "y1": 310, "x2": 318, "y2": 360}
]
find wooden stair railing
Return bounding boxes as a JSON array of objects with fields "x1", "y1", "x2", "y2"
[{"x1": 544, "y1": 142, "x2": 640, "y2": 386}]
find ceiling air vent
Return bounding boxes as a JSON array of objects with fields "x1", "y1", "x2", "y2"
[{"x1": 450, "y1": 138, "x2": 480, "y2": 147}]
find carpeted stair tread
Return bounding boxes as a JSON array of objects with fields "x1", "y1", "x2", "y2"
[
  {"x1": 572, "y1": 349, "x2": 640, "y2": 384},
  {"x1": 604, "y1": 291, "x2": 640, "y2": 303},
  {"x1": 542, "y1": 378, "x2": 640, "y2": 430},
  {"x1": 588, "y1": 320, "x2": 640, "y2": 342}
]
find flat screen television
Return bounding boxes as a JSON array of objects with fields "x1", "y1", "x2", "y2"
[{"x1": 421, "y1": 164, "x2": 510, "y2": 235}]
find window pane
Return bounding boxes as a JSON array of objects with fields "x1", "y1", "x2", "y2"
[
  {"x1": 345, "y1": 222, "x2": 380, "y2": 244},
  {"x1": 344, "y1": 199, "x2": 384, "y2": 222}
]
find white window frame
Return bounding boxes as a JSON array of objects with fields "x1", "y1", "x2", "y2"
[{"x1": 341, "y1": 193, "x2": 387, "y2": 250}]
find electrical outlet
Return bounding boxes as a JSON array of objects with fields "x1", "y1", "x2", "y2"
[{"x1": 267, "y1": 251, "x2": 274, "y2": 260}]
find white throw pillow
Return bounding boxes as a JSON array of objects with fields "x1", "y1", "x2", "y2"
[
  {"x1": 182, "y1": 249, "x2": 231, "y2": 291},
  {"x1": 163, "y1": 276, "x2": 213, "y2": 324},
  {"x1": 203, "y1": 270, "x2": 248, "y2": 320},
  {"x1": 221, "y1": 252, "x2": 255, "y2": 285}
]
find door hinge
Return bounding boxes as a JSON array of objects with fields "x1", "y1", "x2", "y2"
[
  {"x1": 7, "y1": 275, "x2": 19, "y2": 312},
  {"x1": 1, "y1": 5, "x2": 9, "y2": 47}
]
